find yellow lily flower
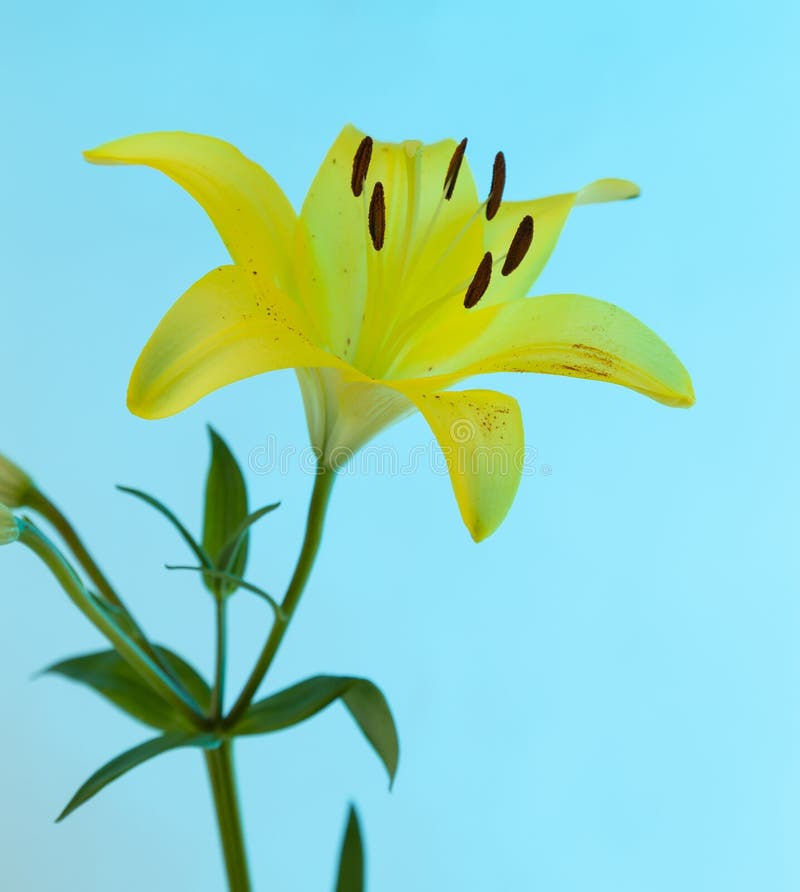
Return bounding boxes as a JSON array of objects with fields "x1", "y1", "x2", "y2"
[{"x1": 85, "y1": 126, "x2": 693, "y2": 541}]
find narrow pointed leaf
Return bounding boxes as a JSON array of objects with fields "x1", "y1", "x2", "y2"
[
  {"x1": 165, "y1": 564, "x2": 283, "y2": 617},
  {"x1": 57, "y1": 732, "x2": 219, "y2": 822},
  {"x1": 216, "y1": 501, "x2": 280, "y2": 574},
  {"x1": 335, "y1": 806, "x2": 364, "y2": 892},
  {"x1": 234, "y1": 675, "x2": 399, "y2": 785},
  {"x1": 45, "y1": 646, "x2": 211, "y2": 730},
  {"x1": 341, "y1": 682, "x2": 400, "y2": 789},
  {"x1": 202, "y1": 427, "x2": 249, "y2": 596},
  {"x1": 118, "y1": 485, "x2": 210, "y2": 568}
]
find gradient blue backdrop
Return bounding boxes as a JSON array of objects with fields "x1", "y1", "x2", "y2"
[{"x1": 1, "y1": 1, "x2": 797, "y2": 889}]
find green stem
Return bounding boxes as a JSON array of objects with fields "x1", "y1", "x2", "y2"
[
  {"x1": 19, "y1": 520, "x2": 205, "y2": 727},
  {"x1": 205, "y1": 741, "x2": 251, "y2": 892},
  {"x1": 211, "y1": 597, "x2": 227, "y2": 719},
  {"x1": 27, "y1": 488, "x2": 123, "y2": 607},
  {"x1": 26, "y1": 487, "x2": 176, "y2": 679},
  {"x1": 225, "y1": 466, "x2": 335, "y2": 728}
]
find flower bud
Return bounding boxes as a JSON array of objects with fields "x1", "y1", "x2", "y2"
[
  {"x1": 0, "y1": 503, "x2": 21, "y2": 545},
  {"x1": 0, "y1": 453, "x2": 33, "y2": 507}
]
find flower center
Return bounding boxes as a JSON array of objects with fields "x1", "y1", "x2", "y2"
[{"x1": 346, "y1": 135, "x2": 536, "y2": 378}]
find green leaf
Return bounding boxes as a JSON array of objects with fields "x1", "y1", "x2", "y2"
[
  {"x1": 44, "y1": 646, "x2": 211, "y2": 731},
  {"x1": 165, "y1": 564, "x2": 284, "y2": 618},
  {"x1": 215, "y1": 501, "x2": 280, "y2": 575},
  {"x1": 203, "y1": 427, "x2": 249, "y2": 597},
  {"x1": 57, "y1": 732, "x2": 219, "y2": 822},
  {"x1": 234, "y1": 675, "x2": 399, "y2": 785},
  {"x1": 335, "y1": 806, "x2": 364, "y2": 892},
  {"x1": 118, "y1": 485, "x2": 210, "y2": 568}
]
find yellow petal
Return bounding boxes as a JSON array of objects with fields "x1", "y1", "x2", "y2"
[
  {"x1": 573, "y1": 179, "x2": 641, "y2": 205},
  {"x1": 481, "y1": 178, "x2": 640, "y2": 306},
  {"x1": 396, "y1": 293, "x2": 694, "y2": 408},
  {"x1": 394, "y1": 385, "x2": 524, "y2": 541},
  {"x1": 84, "y1": 132, "x2": 296, "y2": 289},
  {"x1": 295, "y1": 125, "x2": 368, "y2": 356},
  {"x1": 129, "y1": 266, "x2": 348, "y2": 418},
  {"x1": 297, "y1": 125, "x2": 480, "y2": 367}
]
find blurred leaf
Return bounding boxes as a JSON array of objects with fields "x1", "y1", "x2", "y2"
[
  {"x1": 234, "y1": 675, "x2": 399, "y2": 785},
  {"x1": 57, "y1": 732, "x2": 219, "y2": 822},
  {"x1": 335, "y1": 806, "x2": 364, "y2": 892},
  {"x1": 165, "y1": 564, "x2": 284, "y2": 617},
  {"x1": 45, "y1": 646, "x2": 210, "y2": 731},
  {"x1": 203, "y1": 427, "x2": 249, "y2": 597},
  {"x1": 118, "y1": 485, "x2": 210, "y2": 568},
  {"x1": 215, "y1": 501, "x2": 280, "y2": 574},
  {"x1": 86, "y1": 593, "x2": 186, "y2": 684}
]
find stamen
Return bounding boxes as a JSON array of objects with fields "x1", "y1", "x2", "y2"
[
  {"x1": 443, "y1": 137, "x2": 468, "y2": 200},
  {"x1": 501, "y1": 215, "x2": 534, "y2": 276},
  {"x1": 351, "y1": 136, "x2": 373, "y2": 198},
  {"x1": 368, "y1": 181, "x2": 386, "y2": 251},
  {"x1": 485, "y1": 151, "x2": 506, "y2": 221},
  {"x1": 463, "y1": 251, "x2": 493, "y2": 308}
]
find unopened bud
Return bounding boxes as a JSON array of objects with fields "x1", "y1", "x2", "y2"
[
  {"x1": 0, "y1": 453, "x2": 33, "y2": 508},
  {"x1": 0, "y1": 504, "x2": 20, "y2": 545}
]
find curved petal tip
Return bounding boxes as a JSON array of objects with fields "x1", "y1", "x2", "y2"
[{"x1": 575, "y1": 178, "x2": 641, "y2": 205}]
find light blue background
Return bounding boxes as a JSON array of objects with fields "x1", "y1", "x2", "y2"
[{"x1": 1, "y1": 1, "x2": 797, "y2": 889}]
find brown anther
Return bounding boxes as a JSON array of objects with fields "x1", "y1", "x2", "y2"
[
  {"x1": 463, "y1": 251, "x2": 493, "y2": 308},
  {"x1": 351, "y1": 136, "x2": 373, "y2": 198},
  {"x1": 485, "y1": 151, "x2": 506, "y2": 220},
  {"x1": 443, "y1": 137, "x2": 468, "y2": 200},
  {"x1": 368, "y1": 181, "x2": 386, "y2": 251},
  {"x1": 501, "y1": 215, "x2": 534, "y2": 276}
]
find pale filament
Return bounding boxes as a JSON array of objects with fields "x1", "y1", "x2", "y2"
[{"x1": 347, "y1": 136, "x2": 530, "y2": 379}]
